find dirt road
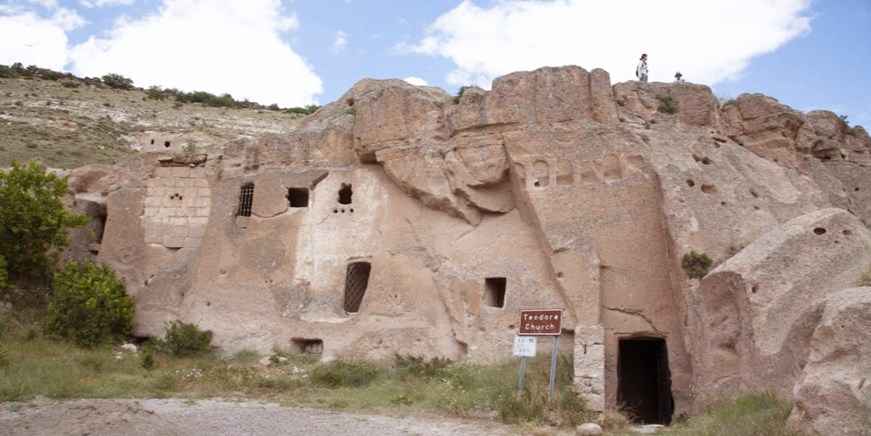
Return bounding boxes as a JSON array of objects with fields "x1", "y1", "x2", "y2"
[{"x1": 0, "y1": 398, "x2": 548, "y2": 436}]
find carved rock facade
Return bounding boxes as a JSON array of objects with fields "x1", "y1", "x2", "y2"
[{"x1": 67, "y1": 67, "x2": 871, "y2": 432}]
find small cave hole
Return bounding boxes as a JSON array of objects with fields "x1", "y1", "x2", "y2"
[
  {"x1": 842, "y1": 229, "x2": 852, "y2": 236},
  {"x1": 855, "y1": 187, "x2": 860, "y2": 192},
  {"x1": 164, "y1": 140, "x2": 171, "y2": 148},
  {"x1": 483, "y1": 277, "x2": 507, "y2": 308},
  {"x1": 751, "y1": 285, "x2": 758, "y2": 294},
  {"x1": 291, "y1": 338, "x2": 323, "y2": 356},
  {"x1": 750, "y1": 189, "x2": 759, "y2": 198},
  {"x1": 700, "y1": 184, "x2": 717, "y2": 194},
  {"x1": 556, "y1": 271, "x2": 564, "y2": 279},
  {"x1": 686, "y1": 179, "x2": 695, "y2": 188},
  {"x1": 150, "y1": 139, "x2": 154, "y2": 145},
  {"x1": 287, "y1": 187, "x2": 309, "y2": 208},
  {"x1": 534, "y1": 180, "x2": 541, "y2": 188},
  {"x1": 332, "y1": 208, "x2": 338, "y2": 214},
  {"x1": 813, "y1": 227, "x2": 827, "y2": 235},
  {"x1": 720, "y1": 201, "x2": 727, "y2": 206},
  {"x1": 753, "y1": 205, "x2": 761, "y2": 211},
  {"x1": 338, "y1": 183, "x2": 353, "y2": 205}
]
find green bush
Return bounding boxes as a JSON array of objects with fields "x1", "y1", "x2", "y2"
[
  {"x1": 658, "y1": 96, "x2": 678, "y2": 114},
  {"x1": 682, "y1": 251, "x2": 713, "y2": 279},
  {"x1": 61, "y1": 81, "x2": 80, "y2": 88},
  {"x1": 161, "y1": 321, "x2": 213, "y2": 357},
  {"x1": 453, "y1": 85, "x2": 472, "y2": 103},
  {"x1": 0, "y1": 162, "x2": 88, "y2": 279},
  {"x1": 101, "y1": 73, "x2": 134, "y2": 90},
  {"x1": 44, "y1": 261, "x2": 135, "y2": 347},
  {"x1": 311, "y1": 359, "x2": 383, "y2": 388}
]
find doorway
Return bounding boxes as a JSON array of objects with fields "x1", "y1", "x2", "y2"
[{"x1": 617, "y1": 337, "x2": 673, "y2": 424}]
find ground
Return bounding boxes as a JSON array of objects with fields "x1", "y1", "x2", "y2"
[{"x1": 0, "y1": 398, "x2": 557, "y2": 436}]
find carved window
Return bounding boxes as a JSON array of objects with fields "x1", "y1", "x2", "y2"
[
  {"x1": 483, "y1": 277, "x2": 506, "y2": 308},
  {"x1": 343, "y1": 261, "x2": 371, "y2": 314},
  {"x1": 237, "y1": 183, "x2": 254, "y2": 217},
  {"x1": 287, "y1": 188, "x2": 309, "y2": 208},
  {"x1": 338, "y1": 183, "x2": 353, "y2": 205}
]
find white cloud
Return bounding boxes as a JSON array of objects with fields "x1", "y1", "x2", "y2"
[
  {"x1": 79, "y1": 0, "x2": 135, "y2": 8},
  {"x1": 0, "y1": 11, "x2": 71, "y2": 69},
  {"x1": 331, "y1": 30, "x2": 347, "y2": 54},
  {"x1": 68, "y1": 0, "x2": 322, "y2": 106},
  {"x1": 408, "y1": 0, "x2": 812, "y2": 88},
  {"x1": 403, "y1": 76, "x2": 428, "y2": 86}
]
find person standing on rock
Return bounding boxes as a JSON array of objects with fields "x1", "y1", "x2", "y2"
[
  {"x1": 674, "y1": 72, "x2": 685, "y2": 83},
  {"x1": 636, "y1": 54, "x2": 649, "y2": 83}
]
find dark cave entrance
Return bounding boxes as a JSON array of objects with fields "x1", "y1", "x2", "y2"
[{"x1": 617, "y1": 337, "x2": 673, "y2": 425}]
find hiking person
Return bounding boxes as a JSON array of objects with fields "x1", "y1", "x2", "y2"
[
  {"x1": 674, "y1": 72, "x2": 685, "y2": 83},
  {"x1": 636, "y1": 54, "x2": 648, "y2": 83}
]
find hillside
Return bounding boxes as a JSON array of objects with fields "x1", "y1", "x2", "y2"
[{"x1": 0, "y1": 75, "x2": 307, "y2": 168}]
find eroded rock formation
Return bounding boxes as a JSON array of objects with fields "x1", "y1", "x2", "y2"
[{"x1": 66, "y1": 66, "x2": 871, "y2": 433}]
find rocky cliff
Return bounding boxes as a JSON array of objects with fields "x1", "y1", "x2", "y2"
[{"x1": 67, "y1": 66, "x2": 871, "y2": 433}]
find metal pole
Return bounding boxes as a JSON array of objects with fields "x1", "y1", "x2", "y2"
[
  {"x1": 518, "y1": 356, "x2": 527, "y2": 391},
  {"x1": 548, "y1": 336, "x2": 558, "y2": 401}
]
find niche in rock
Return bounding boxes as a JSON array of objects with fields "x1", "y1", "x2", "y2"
[
  {"x1": 483, "y1": 277, "x2": 507, "y2": 308},
  {"x1": 618, "y1": 337, "x2": 673, "y2": 425},
  {"x1": 291, "y1": 338, "x2": 323, "y2": 356},
  {"x1": 338, "y1": 183, "x2": 353, "y2": 205},
  {"x1": 287, "y1": 188, "x2": 309, "y2": 208},
  {"x1": 343, "y1": 261, "x2": 371, "y2": 314}
]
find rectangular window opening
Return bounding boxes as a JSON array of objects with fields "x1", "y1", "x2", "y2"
[
  {"x1": 291, "y1": 338, "x2": 323, "y2": 356},
  {"x1": 287, "y1": 187, "x2": 309, "y2": 208},
  {"x1": 343, "y1": 261, "x2": 371, "y2": 314},
  {"x1": 237, "y1": 183, "x2": 254, "y2": 217},
  {"x1": 483, "y1": 277, "x2": 506, "y2": 308}
]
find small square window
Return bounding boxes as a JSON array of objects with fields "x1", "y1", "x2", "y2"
[
  {"x1": 483, "y1": 277, "x2": 506, "y2": 308},
  {"x1": 287, "y1": 188, "x2": 309, "y2": 208}
]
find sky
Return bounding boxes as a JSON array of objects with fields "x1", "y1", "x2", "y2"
[{"x1": 1, "y1": 0, "x2": 869, "y2": 129}]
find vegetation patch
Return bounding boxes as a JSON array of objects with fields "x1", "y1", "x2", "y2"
[
  {"x1": 658, "y1": 96, "x2": 678, "y2": 114},
  {"x1": 682, "y1": 251, "x2": 713, "y2": 279},
  {"x1": 158, "y1": 321, "x2": 213, "y2": 358},
  {"x1": 668, "y1": 391, "x2": 798, "y2": 435}
]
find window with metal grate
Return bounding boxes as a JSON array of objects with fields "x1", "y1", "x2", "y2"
[
  {"x1": 237, "y1": 183, "x2": 254, "y2": 217},
  {"x1": 343, "y1": 261, "x2": 371, "y2": 314}
]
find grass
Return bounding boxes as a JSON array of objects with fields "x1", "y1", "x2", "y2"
[
  {"x1": 657, "y1": 96, "x2": 678, "y2": 114},
  {"x1": 0, "y1": 309, "x2": 596, "y2": 428},
  {"x1": 667, "y1": 392, "x2": 799, "y2": 436}
]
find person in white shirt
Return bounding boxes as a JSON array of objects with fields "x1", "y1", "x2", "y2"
[
  {"x1": 636, "y1": 54, "x2": 648, "y2": 83},
  {"x1": 674, "y1": 72, "x2": 685, "y2": 83}
]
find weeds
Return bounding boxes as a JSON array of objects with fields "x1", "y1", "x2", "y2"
[
  {"x1": 682, "y1": 251, "x2": 713, "y2": 279},
  {"x1": 668, "y1": 391, "x2": 798, "y2": 436},
  {"x1": 311, "y1": 359, "x2": 383, "y2": 388},
  {"x1": 159, "y1": 321, "x2": 213, "y2": 357},
  {"x1": 658, "y1": 96, "x2": 678, "y2": 114}
]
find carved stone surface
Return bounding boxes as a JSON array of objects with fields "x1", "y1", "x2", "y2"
[{"x1": 69, "y1": 66, "x2": 871, "y2": 433}]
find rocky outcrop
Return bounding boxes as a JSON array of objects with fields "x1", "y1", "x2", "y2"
[{"x1": 67, "y1": 66, "x2": 871, "y2": 433}]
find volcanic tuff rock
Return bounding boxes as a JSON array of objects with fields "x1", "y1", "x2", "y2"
[{"x1": 66, "y1": 66, "x2": 871, "y2": 433}]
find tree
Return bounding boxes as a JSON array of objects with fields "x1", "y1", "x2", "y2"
[
  {"x1": 0, "y1": 161, "x2": 88, "y2": 279},
  {"x1": 45, "y1": 261, "x2": 135, "y2": 347},
  {"x1": 101, "y1": 73, "x2": 134, "y2": 90}
]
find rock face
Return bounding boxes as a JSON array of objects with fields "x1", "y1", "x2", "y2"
[{"x1": 67, "y1": 66, "x2": 871, "y2": 433}]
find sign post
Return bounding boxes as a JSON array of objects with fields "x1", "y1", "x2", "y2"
[
  {"x1": 517, "y1": 309, "x2": 563, "y2": 401},
  {"x1": 513, "y1": 335, "x2": 537, "y2": 391}
]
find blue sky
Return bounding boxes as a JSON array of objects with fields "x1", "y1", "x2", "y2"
[{"x1": 1, "y1": 0, "x2": 869, "y2": 128}]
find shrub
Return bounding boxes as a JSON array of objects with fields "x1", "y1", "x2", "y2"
[
  {"x1": 393, "y1": 353, "x2": 452, "y2": 380},
  {"x1": 145, "y1": 86, "x2": 165, "y2": 100},
  {"x1": 161, "y1": 321, "x2": 213, "y2": 357},
  {"x1": 44, "y1": 261, "x2": 135, "y2": 347},
  {"x1": 453, "y1": 85, "x2": 472, "y2": 103},
  {"x1": 682, "y1": 251, "x2": 713, "y2": 279},
  {"x1": 101, "y1": 73, "x2": 134, "y2": 90},
  {"x1": 141, "y1": 349, "x2": 155, "y2": 370},
  {"x1": 0, "y1": 162, "x2": 88, "y2": 279},
  {"x1": 61, "y1": 81, "x2": 80, "y2": 89},
  {"x1": 311, "y1": 359, "x2": 383, "y2": 388},
  {"x1": 658, "y1": 96, "x2": 677, "y2": 114}
]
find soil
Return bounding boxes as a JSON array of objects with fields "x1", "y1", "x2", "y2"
[{"x1": 0, "y1": 398, "x2": 557, "y2": 436}]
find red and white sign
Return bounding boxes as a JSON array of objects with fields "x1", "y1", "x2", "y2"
[{"x1": 518, "y1": 309, "x2": 563, "y2": 336}]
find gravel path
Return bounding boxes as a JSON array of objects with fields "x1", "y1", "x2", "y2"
[{"x1": 0, "y1": 398, "x2": 541, "y2": 436}]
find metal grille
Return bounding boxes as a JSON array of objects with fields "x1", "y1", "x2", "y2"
[
  {"x1": 343, "y1": 262, "x2": 371, "y2": 313},
  {"x1": 237, "y1": 184, "x2": 254, "y2": 217}
]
